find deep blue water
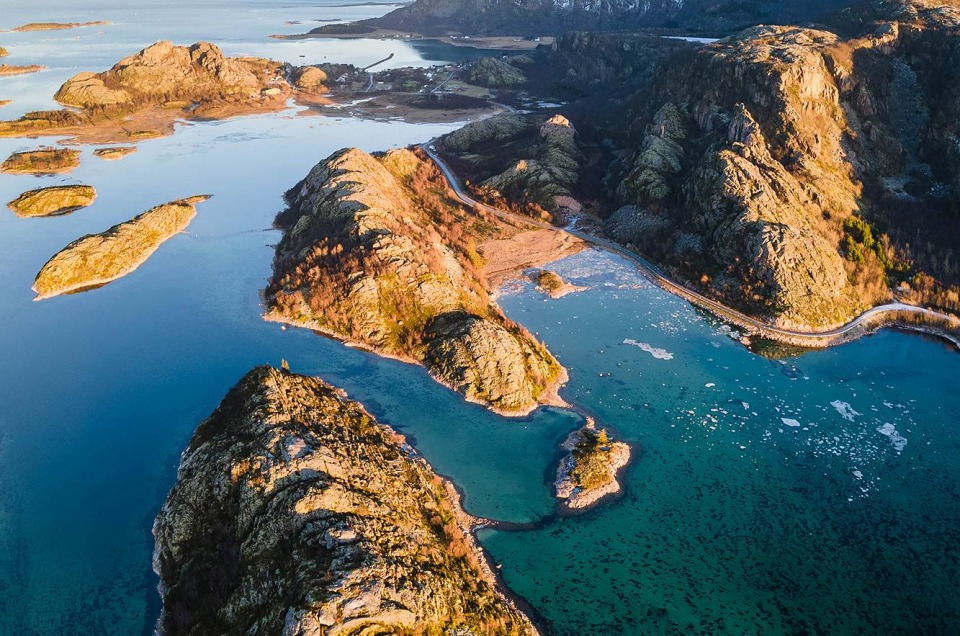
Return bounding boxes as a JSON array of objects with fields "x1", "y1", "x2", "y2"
[{"x1": 1, "y1": 2, "x2": 959, "y2": 635}]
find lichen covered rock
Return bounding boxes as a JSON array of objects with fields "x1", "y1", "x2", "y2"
[{"x1": 153, "y1": 365, "x2": 538, "y2": 636}]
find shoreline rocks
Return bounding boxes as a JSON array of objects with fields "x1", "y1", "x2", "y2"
[
  {"x1": 7, "y1": 184, "x2": 96, "y2": 218},
  {"x1": 33, "y1": 195, "x2": 209, "y2": 300},
  {"x1": 153, "y1": 365, "x2": 538, "y2": 635},
  {"x1": 555, "y1": 418, "x2": 631, "y2": 511}
]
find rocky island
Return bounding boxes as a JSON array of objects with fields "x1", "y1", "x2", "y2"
[
  {"x1": 153, "y1": 365, "x2": 538, "y2": 635},
  {"x1": 11, "y1": 21, "x2": 110, "y2": 32},
  {"x1": 93, "y1": 146, "x2": 137, "y2": 161},
  {"x1": 7, "y1": 185, "x2": 96, "y2": 218},
  {"x1": 0, "y1": 41, "x2": 325, "y2": 143},
  {"x1": 266, "y1": 147, "x2": 569, "y2": 415},
  {"x1": 0, "y1": 64, "x2": 46, "y2": 77},
  {"x1": 555, "y1": 419, "x2": 631, "y2": 511},
  {"x1": 33, "y1": 195, "x2": 209, "y2": 299},
  {"x1": 1, "y1": 148, "x2": 79, "y2": 175}
]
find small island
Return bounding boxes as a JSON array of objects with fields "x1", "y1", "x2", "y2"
[
  {"x1": 33, "y1": 195, "x2": 209, "y2": 299},
  {"x1": 555, "y1": 419, "x2": 631, "y2": 511},
  {"x1": 1, "y1": 148, "x2": 79, "y2": 175},
  {"x1": 7, "y1": 185, "x2": 96, "y2": 218},
  {"x1": 93, "y1": 146, "x2": 137, "y2": 161},
  {"x1": 0, "y1": 64, "x2": 46, "y2": 77},
  {"x1": 533, "y1": 269, "x2": 584, "y2": 299},
  {"x1": 11, "y1": 21, "x2": 110, "y2": 32},
  {"x1": 154, "y1": 365, "x2": 538, "y2": 635}
]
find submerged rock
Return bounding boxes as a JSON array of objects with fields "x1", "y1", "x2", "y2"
[
  {"x1": 7, "y1": 184, "x2": 96, "y2": 218},
  {"x1": 153, "y1": 365, "x2": 538, "y2": 636},
  {"x1": 266, "y1": 146, "x2": 566, "y2": 415},
  {"x1": 93, "y1": 146, "x2": 137, "y2": 161},
  {"x1": 555, "y1": 419, "x2": 631, "y2": 511},
  {"x1": 33, "y1": 195, "x2": 209, "y2": 300},
  {"x1": 1, "y1": 148, "x2": 79, "y2": 174}
]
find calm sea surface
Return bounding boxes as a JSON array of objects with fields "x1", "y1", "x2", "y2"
[{"x1": 0, "y1": 2, "x2": 958, "y2": 634}]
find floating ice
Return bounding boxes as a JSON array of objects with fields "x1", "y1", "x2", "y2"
[
  {"x1": 877, "y1": 423, "x2": 907, "y2": 452},
  {"x1": 623, "y1": 339, "x2": 674, "y2": 360},
  {"x1": 705, "y1": 383, "x2": 716, "y2": 388},
  {"x1": 830, "y1": 400, "x2": 861, "y2": 422},
  {"x1": 781, "y1": 418, "x2": 801, "y2": 427}
]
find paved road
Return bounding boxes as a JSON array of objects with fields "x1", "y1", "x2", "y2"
[{"x1": 421, "y1": 143, "x2": 960, "y2": 348}]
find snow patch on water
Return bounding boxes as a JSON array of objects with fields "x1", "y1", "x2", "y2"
[
  {"x1": 877, "y1": 423, "x2": 907, "y2": 452},
  {"x1": 623, "y1": 339, "x2": 674, "y2": 360},
  {"x1": 830, "y1": 400, "x2": 861, "y2": 422}
]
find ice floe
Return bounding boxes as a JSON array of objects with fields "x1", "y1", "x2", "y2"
[
  {"x1": 877, "y1": 423, "x2": 907, "y2": 452},
  {"x1": 830, "y1": 400, "x2": 861, "y2": 422},
  {"x1": 623, "y1": 339, "x2": 674, "y2": 360},
  {"x1": 781, "y1": 418, "x2": 801, "y2": 427}
]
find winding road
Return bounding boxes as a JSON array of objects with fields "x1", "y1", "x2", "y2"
[{"x1": 421, "y1": 142, "x2": 960, "y2": 350}]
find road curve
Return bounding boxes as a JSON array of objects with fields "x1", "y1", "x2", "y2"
[{"x1": 421, "y1": 143, "x2": 960, "y2": 351}]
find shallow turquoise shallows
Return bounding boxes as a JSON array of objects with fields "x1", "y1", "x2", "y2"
[{"x1": 1, "y1": 2, "x2": 958, "y2": 635}]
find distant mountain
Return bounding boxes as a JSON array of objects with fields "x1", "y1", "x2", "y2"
[{"x1": 357, "y1": 0, "x2": 858, "y2": 36}]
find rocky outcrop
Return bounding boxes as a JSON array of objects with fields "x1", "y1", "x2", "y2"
[
  {"x1": 153, "y1": 365, "x2": 538, "y2": 636},
  {"x1": 555, "y1": 419, "x2": 630, "y2": 511},
  {"x1": 33, "y1": 195, "x2": 209, "y2": 299},
  {"x1": 7, "y1": 185, "x2": 96, "y2": 218},
  {"x1": 93, "y1": 146, "x2": 137, "y2": 160},
  {"x1": 442, "y1": 114, "x2": 581, "y2": 218},
  {"x1": 1, "y1": 148, "x2": 79, "y2": 174},
  {"x1": 266, "y1": 147, "x2": 566, "y2": 415},
  {"x1": 532, "y1": 269, "x2": 583, "y2": 298},
  {"x1": 466, "y1": 57, "x2": 527, "y2": 87},
  {"x1": 0, "y1": 47, "x2": 8, "y2": 57}
]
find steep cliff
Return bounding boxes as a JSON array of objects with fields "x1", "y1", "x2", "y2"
[
  {"x1": 153, "y1": 365, "x2": 537, "y2": 636},
  {"x1": 265, "y1": 147, "x2": 566, "y2": 415}
]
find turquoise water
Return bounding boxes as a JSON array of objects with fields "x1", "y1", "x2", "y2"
[
  {"x1": 484, "y1": 251, "x2": 960, "y2": 634},
  {"x1": 1, "y1": 2, "x2": 959, "y2": 635}
]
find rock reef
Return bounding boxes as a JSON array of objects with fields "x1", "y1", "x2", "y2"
[
  {"x1": 266, "y1": 147, "x2": 566, "y2": 415},
  {"x1": 1, "y1": 148, "x2": 79, "y2": 175},
  {"x1": 33, "y1": 195, "x2": 209, "y2": 300},
  {"x1": 153, "y1": 365, "x2": 538, "y2": 636},
  {"x1": 7, "y1": 185, "x2": 96, "y2": 218},
  {"x1": 555, "y1": 419, "x2": 630, "y2": 511},
  {"x1": 12, "y1": 21, "x2": 109, "y2": 32}
]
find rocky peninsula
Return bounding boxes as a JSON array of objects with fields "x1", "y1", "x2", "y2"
[
  {"x1": 266, "y1": 146, "x2": 568, "y2": 415},
  {"x1": 7, "y1": 185, "x2": 96, "y2": 218},
  {"x1": 555, "y1": 419, "x2": 631, "y2": 511},
  {"x1": 33, "y1": 195, "x2": 209, "y2": 300},
  {"x1": 1, "y1": 148, "x2": 79, "y2": 174},
  {"x1": 153, "y1": 365, "x2": 538, "y2": 636}
]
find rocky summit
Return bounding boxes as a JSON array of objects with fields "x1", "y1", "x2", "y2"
[
  {"x1": 266, "y1": 146, "x2": 566, "y2": 415},
  {"x1": 153, "y1": 365, "x2": 538, "y2": 636},
  {"x1": 33, "y1": 195, "x2": 209, "y2": 299}
]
